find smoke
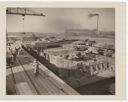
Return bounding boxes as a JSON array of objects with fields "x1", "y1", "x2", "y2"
[{"x1": 45, "y1": 18, "x2": 82, "y2": 33}]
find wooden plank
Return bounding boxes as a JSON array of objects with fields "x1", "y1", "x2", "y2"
[
  {"x1": 12, "y1": 66, "x2": 25, "y2": 83},
  {"x1": 24, "y1": 64, "x2": 65, "y2": 95},
  {"x1": 15, "y1": 82, "x2": 34, "y2": 95},
  {"x1": 6, "y1": 68, "x2": 17, "y2": 95},
  {"x1": 39, "y1": 64, "x2": 79, "y2": 95},
  {"x1": 39, "y1": 70, "x2": 66, "y2": 95},
  {"x1": 48, "y1": 77, "x2": 78, "y2": 95},
  {"x1": 39, "y1": 74, "x2": 65, "y2": 95},
  {"x1": 22, "y1": 64, "x2": 50, "y2": 94},
  {"x1": 19, "y1": 63, "x2": 50, "y2": 95},
  {"x1": 38, "y1": 77, "x2": 56, "y2": 95},
  {"x1": 22, "y1": 60, "x2": 72, "y2": 95},
  {"x1": 11, "y1": 65, "x2": 38, "y2": 95},
  {"x1": 22, "y1": 48, "x2": 79, "y2": 95},
  {"x1": 23, "y1": 69, "x2": 50, "y2": 95}
]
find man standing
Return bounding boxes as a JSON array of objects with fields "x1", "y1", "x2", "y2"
[{"x1": 32, "y1": 60, "x2": 40, "y2": 77}]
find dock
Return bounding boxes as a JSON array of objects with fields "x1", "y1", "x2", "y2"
[{"x1": 6, "y1": 48, "x2": 79, "y2": 95}]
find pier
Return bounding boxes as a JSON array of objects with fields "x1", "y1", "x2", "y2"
[{"x1": 6, "y1": 47, "x2": 79, "y2": 95}]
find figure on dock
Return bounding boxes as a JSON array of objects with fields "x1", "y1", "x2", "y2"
[
  {"x1": 32, "y1": 59, "x2": 40, "y2": 77},
  {"x1": 7, "y1": 53, "x2": 13, "y2": 67}
]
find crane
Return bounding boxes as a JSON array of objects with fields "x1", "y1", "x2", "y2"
[
  {"x1": 6, "y1": 8, "x2": 45, "y2": 16},
  {"x1": 6, "y1": 8, "x2": 45, "y2": 34}
]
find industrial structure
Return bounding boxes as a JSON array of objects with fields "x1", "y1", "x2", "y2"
[{"x1": 6, "y1": 8, "x2": 115, "y2": 95}]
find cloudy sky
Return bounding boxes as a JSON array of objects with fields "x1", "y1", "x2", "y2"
[{"x1": 7, "y1": 8, "x2": 115, "y2": 33}]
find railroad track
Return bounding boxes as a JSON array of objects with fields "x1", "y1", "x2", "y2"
[
  {"x1": 16, "y1": 57, "x2": 41, "y2": 95},
  {"x1": 7, "y1": 47, "x2": 40, "y2": 94},
  {"x1": 16, "y1": 55, "x2": 71, "y2": 95},
  {"x1": 7, "y1": 47, "x2": 79, "y2": 95}
]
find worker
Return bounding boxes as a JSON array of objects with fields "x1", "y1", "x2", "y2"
[
  {"x1": 7, "y1": 53, "x2": 13, "y2": 67},
  {"x1": 12, "y1": 47, "x2": 19, "y2": 62},
  {"x1": 32, "y1": 59, "x2": 40, "y2": 77}
]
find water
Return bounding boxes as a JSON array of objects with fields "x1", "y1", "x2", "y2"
[{"x1": 75, "y1": 77, "x2": 115, "y2": 95}]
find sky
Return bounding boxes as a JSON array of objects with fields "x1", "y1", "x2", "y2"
[{"x1": 7, "y1": 8, "x2": 115, "y2": 33}]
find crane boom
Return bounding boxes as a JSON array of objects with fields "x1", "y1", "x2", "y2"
[
  {"x1": 7, "y1": 12, "x2": 45, "y2": 16},
  {"x1": 6, "y1": 8, "x2": 45, "y2": 16}
]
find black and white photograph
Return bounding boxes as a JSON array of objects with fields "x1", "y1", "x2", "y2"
[{"x1": 6, "y1": 8, "x2": 115, "y2": 95}]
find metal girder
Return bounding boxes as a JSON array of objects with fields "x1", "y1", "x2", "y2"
[
  {"x1": 6, "y1": 9, "x2": 45, "y2": 16},
  {"x1": 7, "y1": 12, "x2": 45, "y2": 16}
]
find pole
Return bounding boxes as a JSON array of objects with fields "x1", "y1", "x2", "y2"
[{"x1": 96, "y1": 14, "x2": 99, "y2": 32}]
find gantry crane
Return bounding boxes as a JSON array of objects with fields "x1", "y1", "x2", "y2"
[
  {"x1": 6, "y1": 8, "x2": 45, "y2": 35},
  {"x1": 6, "y1": 8, "x2": 45, "y2": 16}
]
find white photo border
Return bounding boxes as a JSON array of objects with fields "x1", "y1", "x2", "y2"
[{"x1": 0, "y1": 1, "x2": 126, "y2": 100}]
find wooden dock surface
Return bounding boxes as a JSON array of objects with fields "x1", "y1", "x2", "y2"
[{"x1": 6, "y1": 49, "x2": 79, "y2": 95}]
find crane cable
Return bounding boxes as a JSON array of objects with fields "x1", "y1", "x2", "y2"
[
  {"x1": 22, "y1": 16, "x2": 25, "y2": 34},
  {"x1": 22, "y1": 9, "x2": 26, "y2": 34}
]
